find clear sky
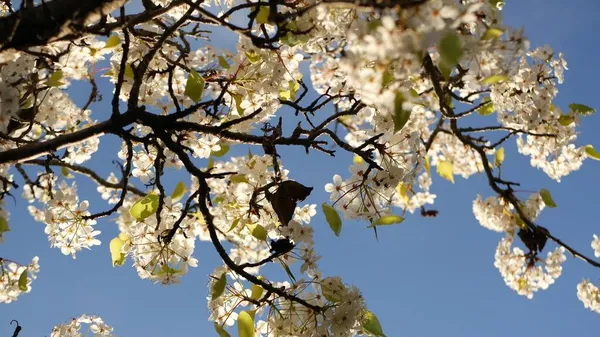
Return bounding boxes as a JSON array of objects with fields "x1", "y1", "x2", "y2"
[{"x1": 2, "y1": 0, "x2": 600, "y2": 336}]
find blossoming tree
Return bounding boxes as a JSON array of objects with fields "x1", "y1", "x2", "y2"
[{"x1": 1, "y1": 0, "x2": 599, "y2": 335}]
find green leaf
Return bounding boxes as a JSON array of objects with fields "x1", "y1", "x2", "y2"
[
  {"x1": 436, "y1": 161, "x2": 454, "y2": 183},
  {"x1": 124, "y1": 64, "x2": 135, "y2": 79},
  {"x1": 251, "y1": 224, "x2": 267, "y2": 241},
  {"x1": 228, "y1": 218, "x2": 241, "y2": 232},
  {"x1": 558, "y1": 115, "x2": 575, "y2": 126},
  {"x1": 482, "y1": 28, "x2": 504, "y2": 40},
  {"x1": 322, "y1": 203, "x2": 342, "y2": 236},
  {"x1": 129, "y1": 194, "x2": 160, "y2": 221},
  {"x1": 280, "y1": 81, "x2": 300, "y2": 101},
  {"x1": 171, "y1": 181, "x2": 187, "y2": 202},
  {"x1": 245, "y1": 51, "x2": 261, "y2": 64},
  {"x1": 0, "y1": 215, "x2": 9, "y2": 234},
  {"x1": 20, "y1": 95, "x2": 34, "y2": 109},
  {"x1": 184, "y1": 69, "x2": 205, "y2": 103},
  {"x1": 482, "y1": 74, "x2": 508, "y2": 85},
  {"x1": 60, "y1": 166, "x2": 74, "y2": 178},
  {"x1": 255, "y1": 6, "x2": 270, "y2": 24},
  {"x1": 214, "y1": 323, "x2": 231, "y2": 337},
  {"x1": 18, "y1": 269, "x2": 28, "y2": 291},
  {"x1": 207, "y1": 156, "x2": 215, "y2": 169},
  {"x1": 237, "y1": 311, "x2": 255, "y2": 337},
  {"x1": 230, "y1": 174, "x2": 249, "y2": 184},
  {"x1": 381, "y1": 70, "x2": 394, "y2": 89},
  {"x1": 104, "y1": 35, "x2": 121, "y2": 49},
  {"x1": 495, "y1": 147, "x2": 505, "y2": 167},
  {"x1": 569, "y1": 103, "x2": 595, "y2": 115},
  {"x1": 233, "y1": 94, "x2": 245, "y2": 116},
  {"x1": 438, "y1": 32, "x2": 463, "y2": 77},
  {"x1": 109, "y1": 235, "x2": 127, "y2": 267},
  {"x1": 212, "y1": 144, "x2": 230, "y2": 157},
  {"x1": 218, "y1": 56, "x2": 230, "y2": 69},
  {"x1": 585, "y1": 145, "x2": 600, "y2": 161},
  {"x1": 362, "y1": 310, "x2": 386, "y2": 337},
  {"x1": 477, "y1": 99, "x2": 494, "y2": 116},
  {"x1": 540, "y1": 188, "x2": 557, "y2": 208},
  {"x1": 368, "y1": 215, "x2": 404, "y2": 228},
  {"x1": 211, "y1": 272, "x2": 227, "y2": 300},
  {"x1": 46, "y1": 70, "x2": 64, "y2": 87},
  {"x1": 250, "y1": 283, "x2": 264, "y2": 300},
  {"x1": 392, "y1": 92, "x2": 411, "y2": 133}
]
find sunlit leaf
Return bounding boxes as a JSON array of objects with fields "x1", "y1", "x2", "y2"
[
  {"x1": 109, "y1": 236, "x2": 127, "y2": 267},
  {"x1": 0, "y1": 215, "x2": 8, "y2": 234},
  {"x1": 569, "y1": 103, "x2": 595, "y2": 115},
  {"x1": 437, "y1": 161, "x2": 454, "y2": 183},
  {"x1": 124, "y1": 64, "x2": 134, "y2": 79},
  {"x1": 230, "y1": 174, "x2": 249, "y2": 184},
  {"x1": 218, "y1": 56, "x2": 230, "y2": 69},
  {"x1": 362, "y1": 310, "x2": 386, "y2": 337},
  {"x1": 396, "y1": 182, "x2": 409, "y2": 203},
  {"x1": 251, "y1": 224, "x2": 267, "y2": 241},
  {"x1": 104, "y1": 35, "x2": 121, "y2": 49},
  {"x1": 238, "y1": 311, "x2": 255, "y2": 337},
  {"x1": 233, "y1": 94, "x2": 245, "y2": 116},
  {"x1": 438, "y1": 32, "x2": 463, "y2": 77},
  {"x1": 477, "y1": 99, "x2": 494, "y2": 116},
  {"x1": 540, "y1": 188, "x2": 557, "y2": 208},
  {"x1": 129, "y1": 194, "x2": 160, "y2": 221},
  {"x1": 211, "y1": 272, "x2": 227, "y2": 300},
  {"x1": 212, "y1": 144, "x2": 230, "y2": 157},
  {"x1": 585, "y1": 145, "x2": 600, "y2": 161},
  {"x1": 322, "y1": 203, "x2": 342, "y2": 236},
  {"x1": 392, "y1": 92, "x2": 411, "y2": 133},
  {"x1": 171, "y1": 181, "x2": 187, "y2": 202},
  {"x1": 368, "y1": 215, "x2": 404, "y2": 228},
  {"x1": 424, "y1": 157, "x2": 431, "y2": 175},
  {"x1": 255, "y1": 5, "x2": 270, "y2": 24},
  {"x1": 228, "y1": 218, "x2": 241, "y2": 232},
  {"x1": 353, "y1": 154, "x2": 364, "y2": 165},
  {"x1": 482, "y1": 74, "x2": 508, "y2": 85},
  {"x1": 46, "y1": 70, "x2": 64, "y2": 87},
  {"x1": 245, "y1": 51, "x2": 262, "y2": 64},
  {"x1": 495, "y1": 147, "x2": 505, "y2": 167},
  {"x1": 184, "y1": 69, "x2": 205, "y2": 103},
  {"x1": 558, "y1": 115, "x2": 574, "y2": 126},
  {"x1": 482, "y1": 28, "x2": 504, "y2": 40},
  {"x1": 250, "y1": 283, "x2": 264, "y2": 300},
  {"x1": 381, "y1": 70, "x2": 394, "y2": 89},
  {"x1": 214, "y1": 323, "x2": 231, "y2": 337},
  {"x1": 18, "y1": 269, "x2": 28, "y2": 291}
]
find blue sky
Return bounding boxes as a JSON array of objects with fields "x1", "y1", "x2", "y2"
[{"x1": 2, "y1": 0, "x2": 600, "y2": 336}]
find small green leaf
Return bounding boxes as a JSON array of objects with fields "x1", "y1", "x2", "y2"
[
  {"x1": 124, "y1": 64, "x2": 135, "y2": 79},
  {"x1": 184, "y1": 69, "x2": 205, "y2": 103},
  {"x1": 233, "y1": 94, "x2": 245, "y2": 116},
  {"x1": 540, "y1": 188, "x2": 557, "y2": 208},
  {"x1": 437, "y1": 161, "x2": 454, "y2": 183},
  {"x1": 129, "y1": 194, "x2": 160, "y2": 221},
  {"x1": 482, "y1": 28, "x2": 504, "y2": 40},
  {"x1": 245, "y1": 51, "x2": 262, "y2": 64},
  {"x1": 18, "y1": 269, "x2": 28, "y2": 291},
  {"x1": 46, "y1": 70, "x2": 64, "y2": 87},
  {"x1": 218, "y1": 56, "x2": 230, "y2": 69},
  {"x1": 255, "y1": 6, "x2": 270, "y2": 24},
  {"x1": 438, "y1": 32, "x2": 463, "y2": 77},
  {"x1": 392, "y1": 92, "x2": 411, "y2": 133},
  {"x1": 238, "y1": 311, "x2": 255, "y2": 337},
  {"x1": 60, "y1": 166, "x2": 74, "y2": 178},
  {"x1": 381, "y1": 70, "x2": 394, "y2": 89},
  {"x1": 207, "y1": 156, "x2": 215, "y2": 169},
  {"x1": 214, "y1": 323, "x2": 231, "y2": 337},
  {"x1": 362, "y1": 310, "x2": 386, "y2": 337},
  {"x1": 171, "y1": 181, "x2": 187, "y2": 202},
  {"x1": 212, "y1": 144, "x2": 230, "y2": 157},
  {"x1": 368, "y1": 215, "x2": 404, "y2": 228},
  {"x1": 250, "y1": 283, "x2": 264, "y2": 300},
  {"x1": 20, "y1": 95, "x2": 34, "y2": 109},
  {"x1": 477, "y1": 99, "x2": 494, "y2": 116},
  {"x1": 585, "y1": 145, "x2": 600, "y2": 161},
  {"x1": 569, "y1": 103, "x2": 595, "y2": 115},
  {"x1": 558, "y1": 115, "x2": 575, "y2": 126},
  {"x1": 482, "y1": 74, "x2": 508, "y2": 85},
  {"x1": 230, "y1": 174, "x2": 249, "y2": 184},
  {"x1": 0, "y1": 216, "x2": 8, "y2": 234},
  {"x1": 211, "y1": 272, "x2": 227, "y2": 300},
  {"x1": 322, "y1": 203, "x2": 342, "y2": 236},
  {"x1": 251, "y1": 224, "x2": 267, "y2": 241},
  {"x1": 104, "y1": 35, "x2": 121, "y2": 49},
  {"x1": 109, "y1": 235, "x2": 127, "y2": 267},
  {"x1": 495, "y1": 147, "x2": 505, "y2": 167}
]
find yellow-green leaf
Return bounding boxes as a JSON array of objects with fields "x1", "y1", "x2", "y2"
[
  {"x1": 255, "y1": 6, "x2": 270, "y2": 24},
  {"x1": 437, "y1": 161, "x2": 454, "y2": 183},
  {"x1": 233, "y1": 94, "x2": 245, "y2": 116},
  {"x1": 124, "y1": 64, "x2": 134, "y2": 79},
  {"x1": 381, "y1": 70, "x2": 394, "y2": 89},
  {"x1": 362, "y1": 310, "x2": 386, "y2": 337},
  {"x1": 396, "y1": 182, "x2": 409, "y2": 203},
  {"x1": 392, "y1": 92, "x2": 411, "y2": 133},
  {"x1": 482, "y1": 74, "x2": 508, "y2": 85},
  {"x1": 218, "y1": 56, "x2": 230, "y2": 69},
  {"x1": 540, "y1": 188, "x2": 557, "y2": 208},
  {"x1": 569, "y1": 103, "x2": 595, "y2": 115},
  {"x1": 0, "y1": 215, "x2": 8, "y2": 234},
  {"x1": 211, "y1": 272, "x2": 227, "y2": 300},
  {"x1": 109, "y1": 236, "x2": 127, "y2": 267},
  {"x1": 368, "y1": 215, "x2": 404, "y2": 228},
  {"x1": 171, "y1": 181, "x2": 187, "y2": 202},
  {"x1": 46, "y1": 70, "x2": 64, "y2": 87},
  {"x1": 212, "y1": 144, "x2": 230, "y2": 157},
  {"x1": 251, "y1": 224, "x2": 267, "y2": 241},
  {"x1": 495, "y1": 147, "x2": 505, "y2": 167},
  {"x1": 585, "y1": 145, "x2": 600, "y2": 161},
  {"x1": 558, "y1": 115, "x2": 574, "y2": 126},
  {"x1": 238, "y1": 311, "x2": 255, "y2": 337},
  {"x1": 214, "y1": 323, "x2": 231, "y2": 337},
  {"x1": 322, "y1": 203, "x2": 342, "y2": 236},
  {"x1": 184, "y1": 69, "x2": 205, "y2": 103},
  {"x1": 477, "y1": 99, "x2": 494, "y2": 116},
  {"x1": 482, "y1": 28, "x2": 504, "y2": 40},
  {"x1": 438, "y1": 32, "x2": 463, "y2": 67},
  {"x1": 104, "y1": 35, "x2": 121, "y2": 49},
  {"x1": 230, "y1": 174, "x2": 249, "y2": 184},
  {"x1": 424, "y1": 157, "x2": 431, "y2": 175},
  {"x1": 129, "y1": 194, "x2": 160, "y2": 221},
  {"x1": 18, "y1": 269, "x2": 28, "y2": 291},
  {"x1": 353, "y1": 154, "x2": 364, "y2": 165},
  {"x1": 250, "y1": 282, "x2": 264, "y2": 300},
  {"x1": 245, "y1": 51, "x2": 262, "y2": 64}
]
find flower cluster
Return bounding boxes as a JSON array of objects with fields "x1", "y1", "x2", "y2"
[
  {"x1": 50, "y1": 314, "x2": 114, "y2": 337},
  {"x1": 0, "y1": 256, "x2": 40, "y2": 303}
]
